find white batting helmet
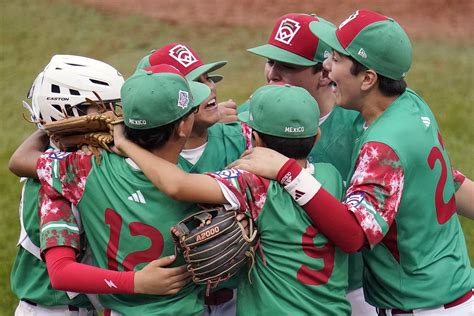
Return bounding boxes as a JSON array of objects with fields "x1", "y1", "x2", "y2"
[{"x1": 30, "y1": 55, "x2": 124, "y2": 124}]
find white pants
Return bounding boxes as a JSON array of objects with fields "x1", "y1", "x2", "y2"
[
  {"x1": 15, "y1": 300, "x2": 95, "y2": 316},
  {"x1": 347, "y1": 287, "x2": 378, "y2": 316},
  {"x1": 379, "y1": 296, "x2": 474, "y2": 315}
]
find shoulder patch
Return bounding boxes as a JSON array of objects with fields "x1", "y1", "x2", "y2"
[{"x1": 47, "y1": 151, "x2": 71, "y2": 160}]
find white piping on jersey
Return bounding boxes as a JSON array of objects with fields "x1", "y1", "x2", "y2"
[
  {"x1": 41, "y1": 223, "x2": 79, "y2": 233},
  {"x1": 125, "y1": 158, "x2": 141, "y2": 170},
  {"x1": 319, "y1": 110, "x2": 332, "y2": 126}
]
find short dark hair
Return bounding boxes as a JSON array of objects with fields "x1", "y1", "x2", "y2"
[
  {"x1": 349, "y1": 56, "x2": 406, "y2": 97},
  {"x1": 311, "y1": 63, "x2": 323, "y2": 74},
  {"x1": 124, "y1": 108, "x2": 194, "y2": 151},
  {"x1": 256, "y1": 131, "x2": 316, "y2": 160}
]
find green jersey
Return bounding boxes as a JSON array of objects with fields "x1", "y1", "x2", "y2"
[
  {"x1": 10, "y1": 178, "x2": 92, "y2": 308},
  {"x1": 37, "y1": 151, "x2": 204, "y2": 315},
  {"x1": 178, "y1": 122, "x2": 249, "y2": 291},
  {"x1": 241, "y1": 103, "x2": 363, "y2": 292},
  {"x1": 210, "y1": 164, "x2": 351, "y2": 315},
  {"x1": 346, "y1": 89, "x2": 472, "y2": 309},
  {"x1": 310, "y1": 107, "x2": 363, "y2": 292},
  {"x1": 309, "y1": 106, "x2": 359, "y2": 180},
  {"x1": 178, "y1": 122, "x2": 248, "y2": 173}
]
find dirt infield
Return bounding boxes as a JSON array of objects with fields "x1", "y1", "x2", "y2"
[{"x1": 77, "y1": 0, "x2": 472, "y2": 40}]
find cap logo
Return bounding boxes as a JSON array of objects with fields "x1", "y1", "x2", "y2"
[
  {"x1": 323, "y1": 50, "x2": 331, "y2": 58},
  {"x1": 358, "y1": 48, "x2": 367, "y2": 58},
  {"x1": 339, "y1": 10, "x2": 359, "y2": 29},
  {"x1": 177, "y1": 90, "x2": 190, "y2": 109},
  {"x1": 168, "y1": 45, "x2": 198, "y2": 68},
  {"x1": 274, "y1": 18, "x2": 301, "y2": 44}
]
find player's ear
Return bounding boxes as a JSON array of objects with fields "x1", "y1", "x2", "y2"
[
  {"x1": 361, "y1": 69, "x2": 378, "y2": 91},
  {"x1": 313, "y1": 128, "x2": 321, "y2": 145},
  {"x1": 176, "y1": 119, "x2": 189, "y2": 138},
  {"x1": 252, "y1": 131, "x2": 265, "y2": 147}
]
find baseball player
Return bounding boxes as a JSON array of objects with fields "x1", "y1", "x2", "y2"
[
  {"x1": 19, "y1": 65, "x2": 212, "y2": 315},
  {"x1": 241, "y1": 13, "x2": 371, "y2": 315},
  {"x1": 136, "y1": 43, "x2": 251, "y2": 174},
  {"x1": 136, "y1": 43, "x2": 239, "y2": 124},
  {"x1": 9, "y1": 60, "x2": 194, "y2": 315},
  {"x1": 136, "y1": 43, "x2": 252, "y2": 315},
  {"x1": 113, "y1": 83, "x2": 352, "y2": 315},
  {"x1": 9, "y1": 55, "x2": 124, "y2": 316},
  {"x1": 230, "y1": 9, "x2": 474, "y2": 315}
]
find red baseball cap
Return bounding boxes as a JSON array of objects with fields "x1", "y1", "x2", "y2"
[
  {"x1": 248, "y1": 13, "x2": 334, "y2": 66},
  {"x1": 136, "y1": 43, "x2": 227, "y2": 82}
]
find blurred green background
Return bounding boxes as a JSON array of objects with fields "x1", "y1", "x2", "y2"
[{"x1": 1, "y1": 0, "x2": 472, "y2": 313}]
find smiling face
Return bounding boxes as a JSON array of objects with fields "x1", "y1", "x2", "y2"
[
  {"x1": 323, "y1": 51, "x2": 365, "y2": 110},
  {"x1": 192, "y1": 74, "x2": 219, "y2": 129}
]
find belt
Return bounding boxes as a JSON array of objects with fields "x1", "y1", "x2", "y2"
[
  {"x1": 22, "y1": 299, "x2": 80, "y2": 311},
  {"x1": 204, "y1": 288, "x2": 234, "y2": 306},
  {"x1": 378, "y1": 290, "x2": 473, "y2": 315}
]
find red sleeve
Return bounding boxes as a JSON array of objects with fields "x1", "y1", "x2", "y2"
[
  {"x1": 37, "y1": 150, "x2": 93, "y2": 205},
  {"x1": 277, "y1": 142, "x2": 405, "y2": 252},
  {"x1": 45, "y1": 247, "x2": 135, "y2": 294},
  {"x1": 277, "y1": 159, "x2": 365, "y2": 253},
  {"x1": 209, "y1": 169, "x2": 270, "y2": 220},
  {"x1": 39, "y1": 182, "x2": 81, "y2": 253},
  {"x1": 240, "y1": 122, "x2": 253, "y2": 150}
]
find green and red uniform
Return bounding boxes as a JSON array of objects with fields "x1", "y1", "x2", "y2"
[
  {"x1": 287, "y1": 89, "x2": 471, "y2": 310},
  {"x1": 37, "y1": 150, "x2": 204, "y2": 315},
  {"x1": 310, "y1": 106, "x2": 364, "y2": 293},
  {"x1": 345, "y1": 89, "x2": 471, "y2": 309},
  {"x1": 209, "y1": 164, "x2": 351, "y2": 315},
  {"x1": 10, "y1": 177, "x2": 93, "y2": 309},
  {"x1": 309, "y1": 106, "x2": 359, "y2": 181},
  {"x1": 178, "y1": 122, "x2": 251, "y2": 173}
]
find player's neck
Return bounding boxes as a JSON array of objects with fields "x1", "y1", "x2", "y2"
[
  {"x1": 313, "y1": 88, "x2": 336, "y2": 117},
  {"x1": 183, "y1": 128, "x2": 209, "y2": 149},
  {"x1": 360, "y1": 91, "x2": 399, "y2": 126},
  {"x1": 151, "y1": 140, "x2": 185, "y2": 164}
]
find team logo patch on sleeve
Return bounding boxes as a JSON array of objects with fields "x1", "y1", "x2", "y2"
[
  {"x1": 213, "y1": 169, "x2": 241, "y2": 180},
  {"x1": 47, "y1": 151, "x2": 71, "y2": 160},
  {"x1": 344, "y1": 192, "x2": 365, "y2": 207},
  {"x1": 168, "y1": 45, "x2": 198, "y2": 67},
  {"x1": 275, "y1": 18, "x2": 301, "y2": 44}
]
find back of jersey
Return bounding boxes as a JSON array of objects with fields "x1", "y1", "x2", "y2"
[
  {"x1": 236, "y1": 163, "x2": 351, "y2": 316},
  {"x1": 78, "y1": 152, "x2": 204, "y2": 315}
]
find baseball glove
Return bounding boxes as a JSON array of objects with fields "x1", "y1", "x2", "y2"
[
  {"x1": 43, "y1": 93, "x2": 123, "y2": 163},
  {"x1": 172, "y1": 207, "x2": 258, "y2": 295}
]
